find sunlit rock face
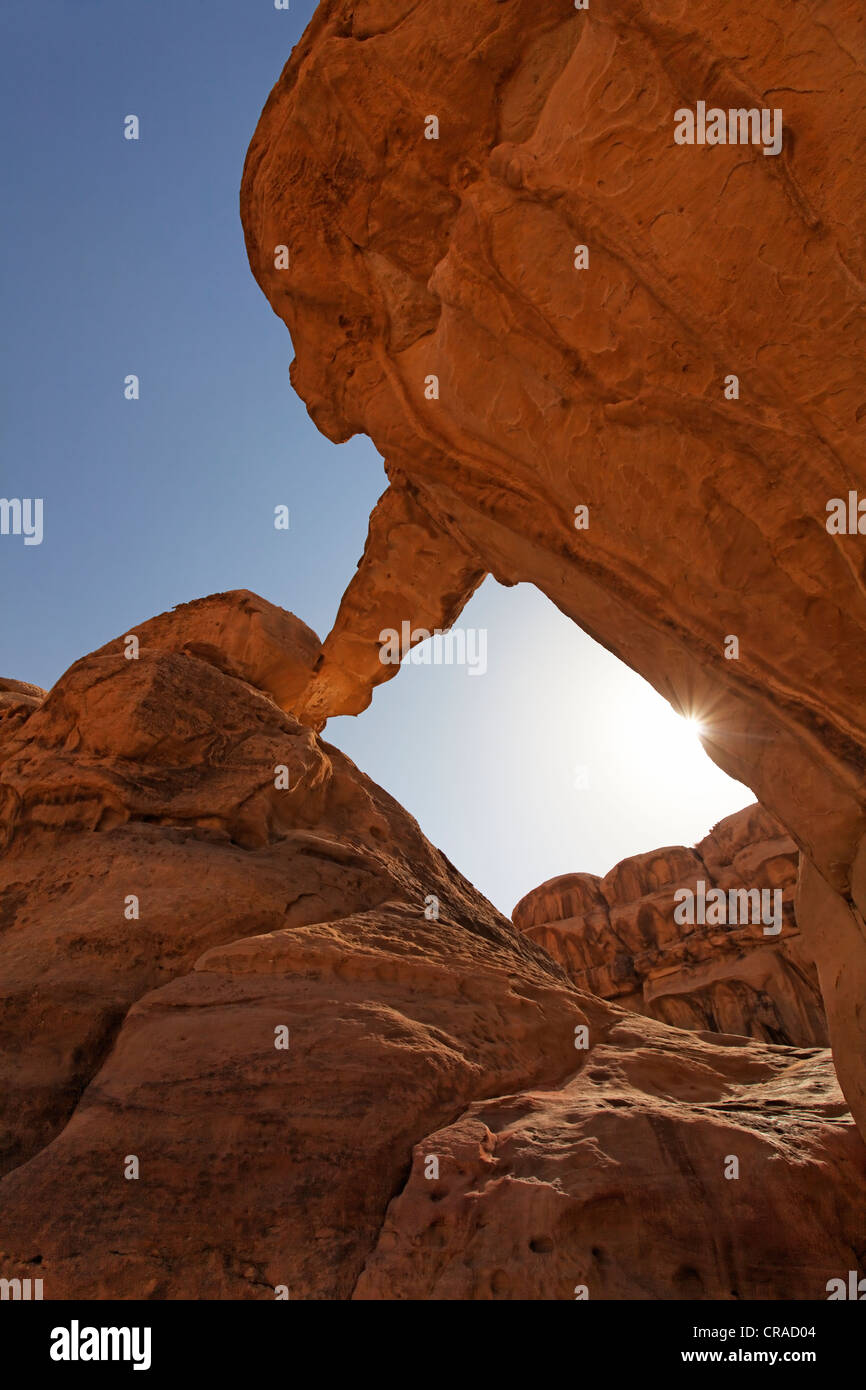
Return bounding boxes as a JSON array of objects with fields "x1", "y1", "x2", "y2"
[
  {"x1": 241, "y1": 0, "x2": 866, "y2": 1137},
  {"x1": 514, "y1": 804, "x2": 828, "y2": 1048},
  {"x1": 89, "y1": 589, "x2": 325, "y2": 716},
  {"x1": 2, "y1": 594, "x2": 863, "y2": 1299}
]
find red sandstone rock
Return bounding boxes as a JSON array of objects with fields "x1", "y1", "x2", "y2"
[
  {"x1": 294, "y1": 487, "x2": 484, "y2": 728},
  {"x1": 241, "y1": 0, "x2": 866, "y2": 1138},
  {"x1": 513, "y1": 804, "x2": 827, "y2": 1048},
  {"x1": 0, "y1": 676, "x2": 45, "y2": 717},
  {"x1": 91, "y1": 589, "x2": 323, "y2": 715},
  {"x1": 355, "y1": 1016, "x2": 865, "y2": 1300},
  {"x1": 2, "y1": 0, "x2": 865, "y2": 1303},
  {"x1": 1, "y1": 594, "x2": 863, "y2": 1299},
  {"x1": 0, "y1": 597, "x2": 587, "y2": 1296}
]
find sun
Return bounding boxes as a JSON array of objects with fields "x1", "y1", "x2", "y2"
[{"x1": 627, "y1": 698, "x2": 709, "y2": 764}]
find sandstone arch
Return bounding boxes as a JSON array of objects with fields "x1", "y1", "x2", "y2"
[{"x1": 241, "y1": 0, "x2": 866, "y2": 1134}]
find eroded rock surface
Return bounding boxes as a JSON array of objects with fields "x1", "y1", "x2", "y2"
[
  {"x1": 356, "y1": 1017, "x2": 865, "y2": 1301},
  {"x1": 513, "y1": 803, "x2": 828, "y2": 1047},
  {"x1": 0, "y1": 594, "x2": 863, "y2": 1299},
  {"x1": 0, "y1": 677, "x2": 45, "y2": 724},
  {"x1": 241, "y1": 0, "x2": 866, "y2": 1137},
  {"x1": 0, "y1": 593, "x2": 586, "y2": 1297},
  {"x1": 91, "y1": 589, "x2": 324, "y2": 716}
]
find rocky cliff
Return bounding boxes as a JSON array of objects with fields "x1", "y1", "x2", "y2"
[
  {"x1": 513, "y1": 804, "x2": 828, "y2": 1047},
  {"x1": 1, "y1": 594, "x2": 863, "y2": 1299},
  {"x1": 241, "y1": 0, "x2": 866, "y2": 1141}
]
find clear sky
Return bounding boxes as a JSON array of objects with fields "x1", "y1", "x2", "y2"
[{"x1": 0, "y1": 0, "x2": 751, "y2": 916}]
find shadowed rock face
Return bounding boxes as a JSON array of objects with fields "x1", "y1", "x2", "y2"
[
  {"x1": 0, "y1": 594, "x2": 586, "y2": 1297},
  {"x1": 1, "y1": 593, "x2": 863, "y2": 1299},
  {"x1": 241, "y1": 0, "x2": 866, "y2": 1137},
  {"x1": 513, "y1": 804, "x2": 828, "y2": 1048}
]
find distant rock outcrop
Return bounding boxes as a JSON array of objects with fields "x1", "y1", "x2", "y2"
[{"x1": 513, "y1": 804, "x2": 827, "y2": 1047}]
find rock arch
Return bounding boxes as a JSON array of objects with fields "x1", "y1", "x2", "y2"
[{"x1": 241, "y1": 0, "x2": 866, "y2": 1134}]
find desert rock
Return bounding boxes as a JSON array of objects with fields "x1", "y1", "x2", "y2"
[
  {"x1": 513, "y1": 803, "x2": 828, "y2": 1048},
  {"x1": 241, "y1": 0, "x2": 866, "y2": 1137},
  {"x1": 0, "y1": 595, "x2": 863, "y2": 1298},
  {"x1": 91, "y1": 589, "x2": 323, "y2": 716},
  {"x1": 0, "y1": 596, "x2": 589, "y2": 1296},
  {"x1": 0, "y1": 676, "x2": 46, "y2": 719},
  {"x1": 355, "y1": 1015, "x2": 864, "y2": 1300}
]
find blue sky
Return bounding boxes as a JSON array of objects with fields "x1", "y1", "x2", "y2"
[{"x1": 0, "y1": 0, "x2": 750, "y2": 914}]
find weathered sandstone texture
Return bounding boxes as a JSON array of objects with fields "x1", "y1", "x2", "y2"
[
  {"x1": 241, "y1": 0, "x2": 866, "y2": 1137},
  {"x1": 356, "y1": 1019, "x2": 863, "y2": 1301},
  {"x1": 1, "y1": 595, "x2": 863, "y2": 1299},
  {"x1": 0, "y1": 677, "x2": 45, "y2": 718},
  {"x1": 91, "y1": 589, "x2": 324, "y2": 715},
  {"x1": 513, "y1": 803, "x2": 828, "y2": 1047}
]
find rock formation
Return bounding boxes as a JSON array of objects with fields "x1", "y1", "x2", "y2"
[
  {"x1": 2, "y1": 0, "x2": 865, "y2": 1304},
  {"x1": 0, "y1": 676, "x2": 45, "y2": 718},
  {"x1": 513, "y1": 803, "x2": 828, "y2": 1048},
  {"x1": 90, "y1": 589, "x2": 324, "y2": 715},
  {"x1": 0, "y1": 595, "x2": 585, "y2": 1296},
  {"x1": 356, "y1": 1019, "x2": 863, "y2": 1301},
  {"x1": 241, "y1": 0, "x2": 866, "y2": 1139},
  {"x1": 1, "y1": 594, "x2": 863, "y2": 1298}
]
